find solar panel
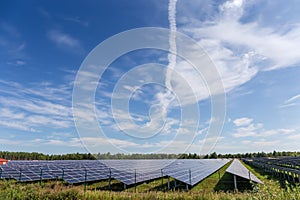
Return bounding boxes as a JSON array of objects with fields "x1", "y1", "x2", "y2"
[
  {"x1": 226, "y1": 159, "x2": 263, "y2": 184},
  {"x1": 101, "y1": 159, "x2": 174, "y2": 185},
  {"x1": 163, "y1": 159, "x2": 230, "y2": 186},
  {"x1": 0, "y1": 165, "x2": 19, "y2": 179},
  {"x1": 20, "y1": 169, "x2": 40, "y2": 181}
]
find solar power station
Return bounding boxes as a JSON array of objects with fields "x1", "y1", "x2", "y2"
[{"x1": 0, "y1": 159, "x2": 230, "y2": 189}]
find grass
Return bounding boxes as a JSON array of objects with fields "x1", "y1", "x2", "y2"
[
  {"x1": 192, "y1": 161, "x2": 232, "y2": 192},
  {"x1": 0, "y1": 160, "x2": 299, "y2": 199}
]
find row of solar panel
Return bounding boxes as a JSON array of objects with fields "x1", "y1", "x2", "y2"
[
  {"x1": 0, "y1": 159, "x2": 230, "y2": 186},
  {"x1": 259, "y1": 157, "x2": 300, "y2": 169},
  {"x1": 243, "y1": 158, "x2": 300, "y2": 177},
  {"x1": 0, "y1": 165, "x2": 110, "y2": 183}
]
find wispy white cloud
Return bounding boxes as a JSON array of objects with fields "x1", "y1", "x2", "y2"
[
  {"x1": 252, "y1": 140, "x2": 281, "y2": 147},
  {"x1": 0, "y1": 79, "x2": 73, "y2": 132},
  {"x1": 0, "y1": 108, "x2": 25, "y2": 119},
  {"x1": 48, "y1": 29, "x2": 83, "y2": 53},
  {"x1": 196, "y1": 21, "x2": 300, "y2": 70},
  {"x1": 15, "y1": 60, "x2": 26, "y2": 66},
  {"x1": 231, "y1": 117, "x2": 294, "y2": 138},
  {"x1": 37, "y1": 7, "x2": 51, "y2": 19},
  {"x1": 6, "y1": 59, "x2": 27, "y2": 67},
  {"x1": 219, "y1": 0, "x2": 244, "y2": 20},
  {"x1": 10, "y1": 43, "x2": 26, "y2": 53},
  {"x1": 0, "y1": 138, "x2": 22, "y2": 145},
  {"x1": 48, "y1": 131, "x2": 72, "y2": 139},
  {"x1": 0, "y1": 21, "x2": 20, "y2": 37},
  {"x1": 0, "y1": 21, "x2": 28, "y2": 65},
  {"x1": 280, "y1": 94, "x2": 300, "y2": 108},
  {"x1": 62, "y1": 16, "x2": 89, "y2": 27},
  {"x1": 0, "y1": 121, "x2": 38, "y2": 132},
  {"x1": 286, "y1": 94, "x2": 300, "y2": 104},
  {"x1": 0, "y1": 137, "x2": 82, "y2": 148},
  {"x1": 0, "y1": 135, "x2": 203, "y2": 154},
  {"x1": 287, "y1": 133, "x2": 300, "y2": 140},
  {"x1": 172, "y1": 0, "x2": 300, "y2": 105},
  {"x1": 0, "y1": 97, "x2": 71, "y2": 117},
  {"x1": 45, "y1": 138, "x2": 81, "y2": 147},
  {"x1": 233, "y1": 117, "x2": 253, "y2": 127}
]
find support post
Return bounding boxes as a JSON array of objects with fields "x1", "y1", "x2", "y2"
[
  {"x1": 218, "y1": 170, "x2": 221, "y2": 180},
  {"x1": 19, "y1": 168, "x2": 22, "y2": 182},
  {"x1": 233, "y1": 175, "x2": 237, "y2": 190},
  {"x1": 40, "y1": 169, "x2": 43, "y2": 185},
  {"x1": 124, "y1": 183, "x2": 126, "y2": 190},
  {"x1": 61, "y1": 168, "x2": 65, "y2": 180},
  {"x1": 174, "y1": 180, "x2": 177, "y2": 188},
  {"x1": 134, "y1": 169, "x2": 137, "y2": 192},
  {"x1": 161, "y1": 169, "x2": 163, "y2": 190},
  {"x1": 0, "y1": 167, "x2": 2, "y2": 179},
  {"x1": 84, "y1": 168, "x2": 87, "y2": 193},
  {"x1": 298, "y1": 173, "x2": 300, "y2": 183},
  {"x1": 186, "y1": 183, "x2": 189, "y2": 191},
  {"x1": 108, "y1": 168, "x2": 111, "y2": 190},
  {"x1": 189, "y1": 169, "x2": 192, "y2": 186},
  {"x1": 249, "y1": 170, "x2": 251, "y2": 181},
  {"x1": 167, "y1": 176, "x2": 170, "y2": 190}
]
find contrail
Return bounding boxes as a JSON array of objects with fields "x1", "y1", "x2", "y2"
[
  {"x1": 165, "y1": 0, "x2": 177, "y2": 90},
  {"x1": 152, "y1": 0, "x2": 177, "y2": 130}
]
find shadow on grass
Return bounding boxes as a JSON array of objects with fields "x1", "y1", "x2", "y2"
[
  {"x1": 93, "y1": 181, "x2": 125, "y2": 191},
  {"x1": 148, "y1": 179, "x2": 173, "y2": 192},
  {"x1": 214, "y1": 173, "x2": 253, "y2": 192},
  {"x1": 148, "y1": 179, "x2": 190, "y2": 192},
  {"x1": 92, "y1": 177, "x2": 168, "y2": 192},
  {"x1": 245, "y1": 163, "x2": 288, "y2": 189}
]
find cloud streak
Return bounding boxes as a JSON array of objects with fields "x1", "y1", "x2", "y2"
[
  {"x1": 48, "y1": 29, "x2": 83, "y2": 53},
  {"x1": 165, "y1": 0, "x2": 178, "y2": 90},
  {"x1": 233, "y1": 117, "x2": 253, "y2": 127},
  {"x1": 0, "y1": 79, "x2": 73, "y2": 132},
  {"x1": 281, "y1": 93, "x2": 300, "y2": 108}
]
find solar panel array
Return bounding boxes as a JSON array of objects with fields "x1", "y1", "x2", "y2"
[{"x1": 0, "y1": 159, "x2": 230, "y2": 187}]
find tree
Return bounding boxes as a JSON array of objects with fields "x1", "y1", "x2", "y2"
[
  {"x1": 209, "y1": 152, "x2": 218, "y2": 159},
  {"x1": 272, "y1": 150, "x2": 277, "y2": 157}
]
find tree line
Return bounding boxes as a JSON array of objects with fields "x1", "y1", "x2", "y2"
[
  {"x1": 0, "y1": 150, "x2": 299, "y2": 160},
  {"x1": 0, "y1": 152, "x2": 95, "y2": 160},
  {"x1": 94, "y1": 152, "x2": 178, "y2": 160}
]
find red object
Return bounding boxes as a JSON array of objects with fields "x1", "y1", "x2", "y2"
[{"x1": 0, "y1": 158, "x2": 8, "y2": 165}]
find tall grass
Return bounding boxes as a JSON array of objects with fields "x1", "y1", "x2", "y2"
[{"x1": 0, "y1": 179, "x2": 299, "y2": 200}]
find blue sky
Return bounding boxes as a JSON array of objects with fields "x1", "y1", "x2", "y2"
[{"x1": 0, "y1": 0, "x2": 300, "y2": 155}]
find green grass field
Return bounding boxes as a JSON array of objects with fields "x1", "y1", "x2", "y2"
[{"x1": 0, "y1": 160, "x2": 299, "y2": 200}]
